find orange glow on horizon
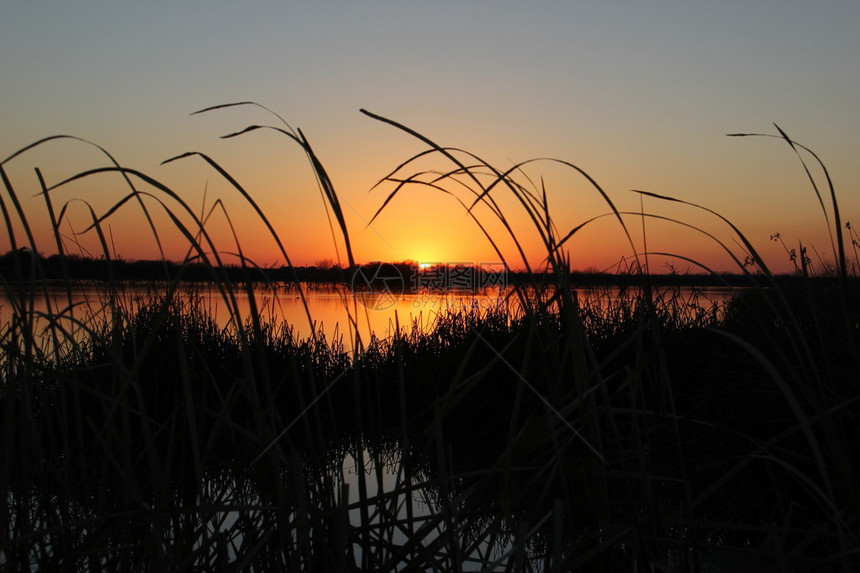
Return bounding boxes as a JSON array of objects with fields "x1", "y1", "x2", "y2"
[
  {"x1": 3, "y1": 3, "x2": 860, "y2": 278},
  {"x1": 1, "y1": 105, "x2": 854, "y2": 278}
]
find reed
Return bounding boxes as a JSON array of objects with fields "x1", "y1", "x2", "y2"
[{"x1": 1, "y1": 109, "x2": 858, "y2": 571}]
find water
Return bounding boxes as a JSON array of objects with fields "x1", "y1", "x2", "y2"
[
  {"x1": 0, "y1": 281, "x2": 739, "y2": 354},
  {"x1": 1, "y1": 281, "x2": 749, "y2": 569}
]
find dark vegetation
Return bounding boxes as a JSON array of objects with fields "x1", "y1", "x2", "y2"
[
  {"x1": 1, "y1": 104, "x2": 858, "y2": 570},
  {"x1": 0, "y1": 247, "x2": 765, "y2": 287}
]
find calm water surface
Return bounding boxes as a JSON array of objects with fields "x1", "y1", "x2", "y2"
[
  {"x1": 1, "y1": 282, "x2": 745, "y2": 569},
  {"x1": 0, "y1": 282, "x2": 740, "y2": 352}
]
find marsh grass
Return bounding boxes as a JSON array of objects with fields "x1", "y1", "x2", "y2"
[{"x1": 1, "y1": 109, "x2": 859, "y2": 571}]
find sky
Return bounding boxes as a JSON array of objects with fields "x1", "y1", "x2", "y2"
[{"x1": 2, "y1": 2, "x2": 859, "y2": 274}]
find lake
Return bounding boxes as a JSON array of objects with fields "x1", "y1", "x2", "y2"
[
  {"x1": 3, "y1": 280, "x2": 794, "y2": 570},
  {"x1": 0, "y1": 281, "x2": 740, "y2": 353}
]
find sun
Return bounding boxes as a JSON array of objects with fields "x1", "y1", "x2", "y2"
[{"x1": 418, "y1": 262, "x2": 434, "y2": 270}]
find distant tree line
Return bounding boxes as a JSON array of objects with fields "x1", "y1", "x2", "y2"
[
  {"x1": 0, "y1": 248, "x2": 356, "y2": 284},
  {"x1": 0, "y1": 247, "x2": 772, "y2": 287}
]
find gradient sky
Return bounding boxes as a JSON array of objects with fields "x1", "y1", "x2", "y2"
[{"x1": 2, "y1": 2, "x2": 859, "y2": 274}]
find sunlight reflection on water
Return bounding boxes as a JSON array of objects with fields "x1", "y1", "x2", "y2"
[{"x1": 0, "y1": 282, "x2": 740, "y2": 353}]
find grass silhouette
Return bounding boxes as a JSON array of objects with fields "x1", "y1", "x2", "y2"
[{"x1": 1, "y1": 108, "x2": 858, "y2": 570}]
